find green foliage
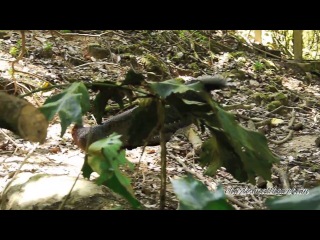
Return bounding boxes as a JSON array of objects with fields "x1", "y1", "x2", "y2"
[
  {"x1": 9, "y1": 46, "x2": 19, "y2": 57},
  {"x1": 178, "y1": 30, "x2": 188, "y2": 40},
  {"x1": 267, "y1": 100, "x2": 282, "y2": 111},
  {"x1": 16, "y1": 39, "x2": 22, "y2": 48},
  {"x1": 171, "y1": 175, "x2": 234, "y2": 210},
  {"x1": 150, "y1": 78, "x2": 203, "y2": 99},
  {"x1": 9, "y1": 40, "x2": 22, "y2": 57},
  {"x1": 7, "y1": 68, "x2": 13, "y2": 76},
  {"x1": 189, "y1": 30, "x2": 208, "y2": 42},
  {"x1": 83, "y1": 133, "x2": 141, "y2": 209},
  {"x1": 91, "y1": 70, "x2": 143, "y2": 123},
  {"x1": 92, "y1": 83, "x2": 128, "y2": 124},
  {"x1": 266, "y1": 187, "x2": 317, "y2": 210},
  {"x1": 140, "y1": 53, "x2": 169, "y2": 76},
  {"x1": 43, "y1": 42, "x2": 53, "y2": 52},
  {"x1": 253, "y1": 61, "x2": 265, "y2": 72},
  {"x1": 149, "y1": 78, "x2": 279, "y2": 183},
  {"x1": 40, "y1": 82, "x2": 90, "y2": 136},
  {"x1": 199, "y1": 103, "x2": 278, "y2": 183},
  {"x1": 267, "y1": 30, "x2": 320, "y2": 60},
  {"x1": 91, "y1": 69, "x2": 144, "y2": 123},
  {"x1": 121, "y1": 69, "x2": 145, "y2": 86},
  {"x1": 60, "y1": 30, "x2": 71, "y2": 33},
  {"x1": 178, "y1": 30, "x2": 207, "y2": 43},
  {"x1": 40, "y1": 69, "x2": 281, "y2": 208}
]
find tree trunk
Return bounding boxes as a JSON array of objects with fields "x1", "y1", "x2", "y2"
[
  {"x1": 254, "y1": 30, "x2": 262, "y2": 43},
  {"x1": 293, "y1": 30, "x2": 303, "y2": 61}
]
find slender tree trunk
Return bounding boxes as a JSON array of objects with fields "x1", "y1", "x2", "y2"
[
  {"x1": 255, "y1": 30, "x2": 262, "y2": 43},
  {"x1": 293, "y1": 30, "x2": 303, "y2": 61}
]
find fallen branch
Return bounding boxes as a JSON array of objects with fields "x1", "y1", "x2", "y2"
[
  {"x1": 74, "y1": 61, "x2": 119, "y2": 69},
  {"x1": 51, "y1": 30, "x2": 109, "y2": 38},
  {"x1": 272, "y1": 165, "x2": 290, "y2": 189},
  {"x1": 269, "y1": 110, "x2": 295, "y2": 145},
  {"x1": 222, "y1": 104, "x2": 254, "y2": 111}
]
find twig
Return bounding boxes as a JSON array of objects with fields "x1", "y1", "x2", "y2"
[
  {"x1": 19, "y1": 81, "x2": 154, "y2": 99},
  {"x1": 255, "y1": 118, "x2": 272, "y2": 127},
  {"x1": 266, "y1": 105, "x2": 285, "y2": 116},
  {"x1": 51, "y1": 30, "x2": 108, "y2": 38},
  {"x1": 250, "y1": 44, "x2": 282, "y2": 59},
  {"x1": 18, "y1": 83, "x2": 70, "y2": 98},
  {"x1": 58, "y1": 171, "x2": 82, "y2": 210},
  {"x1": 0, "y1": 143, "x2": 39, "y2": 209},
  {"x1": 266, "y1": 105, "x2": 310, "y2": 116},
  {"x1": 236, "y1": 114, "x2": 264, "y2": 122},
  {"x1": 272, "y1": 165, "x2": 290, "y2": 189},
  {"x1": 10, "y1": 30, "x2": 26, "y2": 94},
  {"x1": 229, "y1": 34, "x2": 282, "y2": 60},
  {"x1": 0, "y1": 57, "x2": 12, "y2": 61},
  {"x1": 269, "y1": 131, "x2": 294, "y2": 145},
  {"x1": 48, "y1": 30, "x2": 63, "y2": 55},
  {"x1": 0, "y1": 129, "x2": 20, "y2": 147},
  {"x1": 159, "y1": 102, "x2": 167, "y2": 210},
  {"x1": 74, "y1": 61, "x2": 119, "y2": 69},
  {"x1": 269, "y1": 110, "x2": 295, "y2": 145},
  {"x1": 11, "y1": 68, "x2": 49, "y2": 82},
  {"x1": 222, "y1": 104, "x2": 254, "y2": 110}
]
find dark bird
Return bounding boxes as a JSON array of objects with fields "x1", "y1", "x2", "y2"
[{"x1": 72, "y1": 75, "x2": 227, "y2": 151}]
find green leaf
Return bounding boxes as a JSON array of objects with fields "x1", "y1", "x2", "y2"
[
  {"x1": 171, "y1": 175, "x2": 234, "y2": 210},
  {"x1": 81, "y1": 155, "x2": 94, "y2": 179},
  {"x1": 266, "y1": 188, "x2": 317, "y2": 210},
  {"x1": 150, "y1": 78, "x2": 203, "y2": 99},
  {"x1": 200, "y1": 135, "x2": 248, "y2": 181},
  {"x1": 40, "y1": 82, "x2": 90, "y2": 136},
  {"x1": 152, "y1": 80, "x2": 278, "y2": 184},
  {"x1": 86, "y1": 133, "x2": 140, "y2": 209},
  {"x1": 122, "y1": 69, "x2": 145, "y2": 86},
  {"x1": 187, "y1": 93, "x2": 279, "y2": 184},
  {"x1": 166, "y1": 94, "x2": 210, "y2": 115},
  {"x1": 92, "y1": 88, "x2": 125, "y2": 124},
  {"x1": 211, "y1": 103, "x2": 279, "y2": 183},
  {"x1": 164, "y1": 89, "x2": 278, "y2": 184},
  {"x1": 201, "y1": 131, "x2": 258, "y2": 182}
]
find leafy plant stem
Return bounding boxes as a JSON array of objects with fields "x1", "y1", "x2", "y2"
[
  {"x1": 159, "y1": 101, "x2": 167, "y2": 210},
  {"x1": 19, "y1": 84, "x2": 71, "y2": 98},
  {"x1": 19, "y1": 82, "x2": 155, "y2": 99}
]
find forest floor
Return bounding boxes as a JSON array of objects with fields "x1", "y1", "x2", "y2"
[{"x1": 0, "y1": 30, "x2": 320, "y2": 210}]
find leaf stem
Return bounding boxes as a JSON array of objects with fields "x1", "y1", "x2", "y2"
[{"x1": 159, "y1": 101, "x2": 167, "y2": 210}]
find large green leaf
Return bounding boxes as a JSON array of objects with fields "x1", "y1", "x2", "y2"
[
  {"x1": 171, "y1": 175, "x2": 234, "y2": 210},
  {"x1": 206, "y1": 102, "x2": 279, "y2": 183},
  {"x1": 86, "y1": 133, "x2": 141, "y2": 209},
  {"x1": 266, "y1": 187, "x2": 317, "y2": 210},
  {"x1": 200, "y1": 135, "x2": 248, "y2": 182},
  {"x1": 150, "y1": 78, "x2": 279, "y2": 183},
  {"x1": 92, "y1": 87, "x2": 126, "y2": 124},
  {"x1": 40, "y1": 82, "x2": 90, "y2": 136},
  {"x1": 162, "y1": 88, "x2": 279, "y2": 184},
  {"x1": 122, "y1": 69, "x2": 145, "y2": 86},
  {"x1": 81, "y1": 155, "x2": 94, "y2": 179},
  {"x1": 150, "y1": 78, "x2": 203, "y2": 99}
]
